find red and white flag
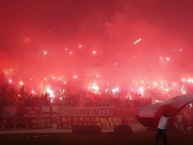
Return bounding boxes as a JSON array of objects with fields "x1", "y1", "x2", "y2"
[{"x1": 137, "y1": 94, "x2": 193, "y2": 127}]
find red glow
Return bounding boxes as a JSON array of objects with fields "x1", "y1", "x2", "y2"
[{"x1": 0, "y1": 1, "x2": 193, "y2": 104}]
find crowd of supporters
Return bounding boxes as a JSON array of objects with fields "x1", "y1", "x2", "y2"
[
  {"x1": 0, "y1": 72, "x2": 152, "y2": 107},
  {"x1": 0, "y1": 85, "x2": 152, "y2": 108}
]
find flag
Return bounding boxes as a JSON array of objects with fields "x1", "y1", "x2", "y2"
[{"x1": 137, "y1": 94, "x2": 193, "y2": 127}]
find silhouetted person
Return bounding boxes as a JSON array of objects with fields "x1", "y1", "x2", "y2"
[
  {"x1": 176, "y1": 113, "x2": 183, "y2": 131},
  {"x1": 154, "y1": 112, "x2": 169, "y2": 145}
]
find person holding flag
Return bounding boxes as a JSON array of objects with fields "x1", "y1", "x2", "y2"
[{"x1": 154, "y1": 112, "x2": 169, "y2": 145}]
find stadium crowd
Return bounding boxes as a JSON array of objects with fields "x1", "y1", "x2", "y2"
[
  {"x1": 0, "y1": 72, "x2": 151, "y2": 107},
  {"x1": 0, "y1": 85, "x2": 152, "y2": 107}
]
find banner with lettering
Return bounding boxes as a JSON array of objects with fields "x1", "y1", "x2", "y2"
[
  {"x1": 57, "y1": 106, "x2": 114, "y2": 116},
  {"x1": 55, "y1": 116, "x2": 122, "y2": 130},
  {"x1": 0, "y1": 105, "x2": 140, "y2": 131}
]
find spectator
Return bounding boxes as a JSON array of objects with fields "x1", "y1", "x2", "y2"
[
  {"x1": 154, "y1": 112, "x2": 169, "y2": 145},
  {"x1": 176, "y1": 113, "x2": 183, "y2": 131}
]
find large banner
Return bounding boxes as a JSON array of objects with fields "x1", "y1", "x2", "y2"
[{"x1": 0, "y1": 106, "x2": 139, "y2": 131}]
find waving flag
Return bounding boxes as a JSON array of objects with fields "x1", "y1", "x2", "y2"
[{"x1": 137, "y1": 94, "x2": 193, "y2": 127}]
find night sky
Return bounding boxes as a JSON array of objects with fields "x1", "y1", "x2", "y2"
[{"x1": 1, "y1": 0, "x2": 193, "y2": 92}]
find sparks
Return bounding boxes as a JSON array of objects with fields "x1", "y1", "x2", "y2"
[
  {"x1": 46, "y1": 87, "x2": 55, "y2": 98},
  {"x1": 187, "y1": 78, "x2": 193, "y2": 83},
  {"x1": 112, "y1": 87, "x2": 119, "y2": 94},
  {"x1": 133, "y1": 38, "x2": 141, "y2": 44},
  {"x1": 181, "y1": 85, "x2": 186, "y2": 94},
  {"x1": 93, "y1": 51, "x2": 96, "y2": 54},
  {"x1": 139, "y1": 87, "x2": 144, "y2": 94},
  {"x1": 166, "y1": 57, "x2": 170, "y2": 61},
  {"x1": 19, "y1": 81, "x2": 24, "y2": 86},
  {"x1": 9, "y1": 79, "x2": 12, "y2": 83}
]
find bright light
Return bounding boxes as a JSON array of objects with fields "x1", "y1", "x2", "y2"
[
  {"x1": 164, "y1": 88, "x2": 170, "y2": 92},
  {"x1": 88, "y1": 83, "x2": 99, "y2": 93},
  {"x1": 187, "y1": 78, "x2": 193, "y2": 83},
  {"x1": 159, "y1": 57, "x2": 164, "y2": 64},
  {"x1": 181, "y1": 85, "x2": 186, "y2": 94},
  {"x1": 44, "y1": 51, "x2": 47, "y2": 55},
  {"x1": 166, "y1": 57, "x2": 170, "y2": 61},
  {"x1": 46, "y1": 87, "x2": 55, "y2": 98},
  {"x1": 69, "y1": 51, "x2": 73, "y2": 55},
  {"x1": 92, "y1": 84, "x2": 99, "y2": 91},
  {"x1": 127, "y1": 95, "x2": 132, "y2": 100},
  {"x1": 63, "y1": 81, "x2": 67, "y2": 84},
  {"x1": 73, "y1": 75, "x2": 77, "y2": 79},
  {"x1": 182, "y1": 78, "x2": 186, "y2": 82},
  {"x1": 9, "y1": 79, "x2": 12, "y2": 83},
  {"x1": 112, "y1": 87, "x2": 119, "y2": 94},
  {"x1": 133, "y1": 38, "x2": 141, "y2": 44},
  {"x1": 32, "y1": 90, "x2": 35, "y2": 94},
  {"x1": 93, "y1": 51, "x2": 96, "y2": 54},
  {"x1": 152, "y1": 82, "x2": 158, "y2": 87},
  {"x1": 79, "y1": 45, "x2": 82, "y2": 48},
  {"x1": 139, "y1": 87, "x2": 144, "y2": 94},
  {"x1": 19, "y1": 81, "x2": 24, "y2": 86},
  {"x1": 182, "y1": 90, "x2": 186, "y2": 94}
]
